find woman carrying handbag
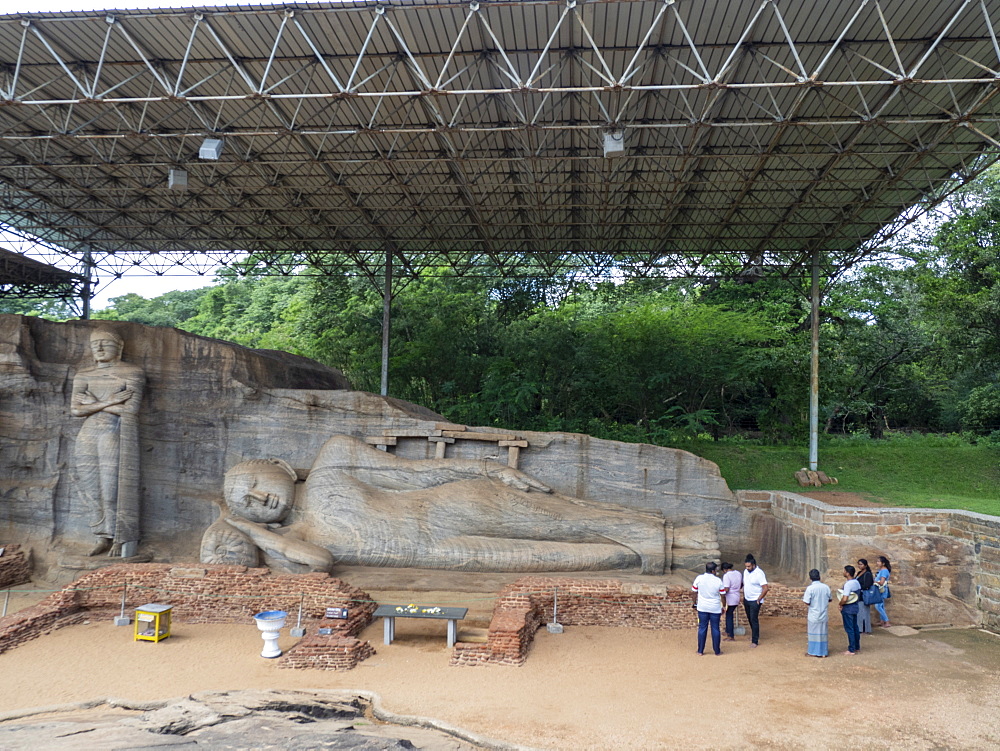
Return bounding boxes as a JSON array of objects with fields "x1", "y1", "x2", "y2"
[
  {"x1": 855, "y1": 558, "x2": 875, "y2": 635},
  {"x1": 874, "y1": 555, "x2": 892, "y2": 627}
]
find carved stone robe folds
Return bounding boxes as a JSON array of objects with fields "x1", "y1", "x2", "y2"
[
  {"x1": 72, "y1": 361, "x2": 144, "y2": 551},
  {"x1": 293, "y1": 435, "x2": 671, "y2": 574}
]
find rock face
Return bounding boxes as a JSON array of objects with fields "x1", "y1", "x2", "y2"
[
  {"x1": 0, "y1": 314, "x2": 739, "y2": 577},
  {"x1": 0, "y1": 690, "x2": 483, "y2": 750},
  {"x1": 829, "y1": 533, "x2": 978, "y2": 626}
]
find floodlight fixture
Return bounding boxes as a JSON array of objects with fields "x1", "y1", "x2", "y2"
[
  {"x1": 168, "y1": 169, "x2": 188, "y2": 190},
  {"x1": 602, "y1": 128, "x2": 625, "y2": 157},
  {"x1": 199, "y1": 138, "x2": 224, "y2": 160}
]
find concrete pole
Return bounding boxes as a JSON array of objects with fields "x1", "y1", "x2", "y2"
[
  {"x1": 809, "y1": 249, "x2": 820, "y2": 471},
  {"x1": 380, "y1": 247, "x2": 392, "y2": 397}
]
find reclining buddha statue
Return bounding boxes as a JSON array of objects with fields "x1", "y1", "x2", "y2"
[{"x1": 202, "y1": 435, "x2": 719, "y2": 575}]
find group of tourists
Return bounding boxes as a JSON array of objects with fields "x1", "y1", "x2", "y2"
[
  {"x1": 690, "y1": 554, "x2": 768, "y2": 656},
  {"x1": 805, "y1": 555, "x2": 893, "y2": 657},
  {"x1": 690, "y1": 553, "x2": 893, "y2": 657}
]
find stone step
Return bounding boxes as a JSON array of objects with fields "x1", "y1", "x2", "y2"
[{"x1": 457, "y1": 627, "x2": 489, "y2": 643}]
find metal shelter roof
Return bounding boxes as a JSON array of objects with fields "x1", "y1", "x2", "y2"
[
  {"x1": 2, "y1": 0, "x2": 1000, "y2": 289},
  {"x1": 0, "y1": 244, "x2": 86, "y2": 299}
]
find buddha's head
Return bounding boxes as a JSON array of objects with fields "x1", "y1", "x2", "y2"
[
  {"x1": 89, "y1": 329, "x2": 124, "y2": 365},
  {"x1": 223, "y1": 458, "x2": 297, "y2": 524}
]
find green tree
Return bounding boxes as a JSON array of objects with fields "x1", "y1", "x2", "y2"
[
  {"x1": 821, "y1": 265, "x2": 942, "y2": 436},
  {"x1": 182, "y1": 275, "x2": 312, "y2": 353},
  {"x1": 920, "y1": 168, "x2": 1000, "y2": 372},
  {"x1": 0, "y1": 295, "x2": 78, "y2": 319},
  {"x1": 900, "y1": 165, "x2": 1000, "y2": 433},
  {"x1": 93, "y1": 289, "x2": 207, "y2": 328}
]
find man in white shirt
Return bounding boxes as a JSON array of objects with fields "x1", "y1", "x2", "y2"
[
  {"x1": 691, "y1": 561, "x2": 728, "y2": 655},
  {"x1": 742, "y1": 554, "x2": 769, "y2": 648},
  {"x1": 803, "y1": 568, "x2": 832, "y2": 657}
]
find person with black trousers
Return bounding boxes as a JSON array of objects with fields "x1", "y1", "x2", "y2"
[{"x1": 741, "y1": 554, "x2": 769, "y2": 647}]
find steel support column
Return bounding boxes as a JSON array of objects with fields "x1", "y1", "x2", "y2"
[
  {"x1": 81, "y1": 249, "x2": 93, "y2": 320},
  {"x1": 809, "y1": 249, "x2": 820, "y2": 472},
  {"x1": 380, "y1": 246, "x2": 392, "y2": 397}
]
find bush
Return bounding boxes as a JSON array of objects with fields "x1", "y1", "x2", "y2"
[{"x1": 960, "y1": 384, "x2": 1000, "y2": 434}]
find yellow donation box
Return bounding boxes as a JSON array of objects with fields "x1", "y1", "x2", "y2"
[{"x1": 134, "y1": 603, "x2": 172, "y2": 642}]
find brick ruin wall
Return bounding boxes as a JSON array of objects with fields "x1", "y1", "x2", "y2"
[
  {"x1": 0, "y1": 544, "x2": 32, "y2": 590},
  {"x1": 451, "y1": 576, "x2": 806, "y2": 666},
  {"x1": 1, "y1": 564, "x2": 808, "y2": 670},
  {"x1": 0, "y1": 563, "x2": 377, "y2": 668}
]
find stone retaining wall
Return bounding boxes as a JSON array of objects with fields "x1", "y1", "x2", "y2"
[
  {"x1": 0, "y1": 544, "x2": 31, "y2": 590},
  {"x1": 949, "y1": 513, "x2": 1000, "y2": 633},
  {"x1": 739, "y1": 491, "x2": 1000, "y2": 631},
  {"x1": 0, "y1": 564, "x2": 377, "y2": 658},
  {"x1": 451, "y1": 576, "x2": 806, "y2": 667}
]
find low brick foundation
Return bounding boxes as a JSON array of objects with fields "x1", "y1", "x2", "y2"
[
  {"x1": 278, "y1": 632, "x2": 376, "y2": 670},
  {"x1": 2, "y1": 565, "x2": 811, "y2": 669},
  {"x1": 451, "y1": 576, "x2": 806, "y2": 666},
  {"x1": 0, "y1": 564, "x2": 377, "y2": 662},
  {"x1": 0, "y1": 544, "x2": 32, "y2": 590}
]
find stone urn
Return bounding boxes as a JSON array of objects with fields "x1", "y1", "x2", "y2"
[{"x1": 252, "y1": 610, "x2": 288, "y2": 658}]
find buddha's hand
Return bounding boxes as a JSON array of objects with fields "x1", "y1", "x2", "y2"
[
  {"x1": 488, "y1": 465, "x2": 552, "y2": 493},
  {"x1": 106, "y1": 387, "x2": 134, "y2": 405},
  {"x1": 246, "y1": 489, "x2": 283, "y2": 509}
]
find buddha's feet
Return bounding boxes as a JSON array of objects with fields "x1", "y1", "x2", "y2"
[{"x1": 88, "y1": 537, "x2": 113, "y2": 556}]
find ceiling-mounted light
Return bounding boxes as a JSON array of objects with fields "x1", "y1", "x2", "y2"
[
  {"x1": 168, "y1": 169, "x2": 188, "y2": 190},
  {"x1": 199, "y1": 138, "x2": 224, "y2": 160},
  {"x1": 603, "y1": 128, "x2": 625, "y2": 157}
]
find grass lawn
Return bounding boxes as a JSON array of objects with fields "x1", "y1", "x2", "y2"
[{"x1": 674, "y1": 438, "x2": 1000, "y2": 516}]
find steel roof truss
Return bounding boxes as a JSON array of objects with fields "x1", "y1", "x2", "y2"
[{"x1": 1, "y1": 0, "x2": 998, "y2": 285}]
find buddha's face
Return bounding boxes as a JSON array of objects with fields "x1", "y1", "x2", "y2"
[
  {"x1": 224, "y1": 462, "x2": 294, "y2": 524},
  {"x1": 90, "y1": 336, "x2": 122, "y2": 364}
]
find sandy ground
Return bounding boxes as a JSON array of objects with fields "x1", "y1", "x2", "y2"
[{"x1": 2, "y1": 591, "x2": 1000, "y2": 750}]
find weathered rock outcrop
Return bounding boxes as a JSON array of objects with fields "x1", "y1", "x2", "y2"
[{"x1": 0, "y1": 689, "x2": 485, "y2": 749}]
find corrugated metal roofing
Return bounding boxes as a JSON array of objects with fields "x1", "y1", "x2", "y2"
[{"x1": 1, "y1": 0, "x2": 998, "y2": 282}]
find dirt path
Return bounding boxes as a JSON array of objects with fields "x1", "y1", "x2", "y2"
[{"x1": 1, "y1": 612, "x2": 998, "y2": 749}]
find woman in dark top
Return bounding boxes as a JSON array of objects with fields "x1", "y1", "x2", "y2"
[{"x1": 855, "y1": 558, "x2": 875, "y2": 635}]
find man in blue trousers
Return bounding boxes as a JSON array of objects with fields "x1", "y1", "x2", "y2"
[{"x1": 691, "y1": 561, "x2": 728, "y2": 656}]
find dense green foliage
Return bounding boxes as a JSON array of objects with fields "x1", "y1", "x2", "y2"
[
  {"x1": 9, "y1": 167, "x2": 1000, "y2": 453},
  {"x1": 0, "y1": 295, "x2": 78, "y2": 319}
]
